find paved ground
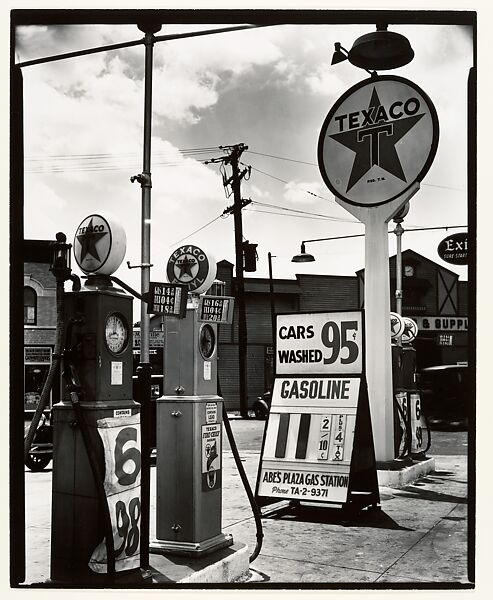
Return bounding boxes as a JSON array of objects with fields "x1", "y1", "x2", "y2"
[{"x1": 20, "y1": 418, "x2": 472, "y2": 589}]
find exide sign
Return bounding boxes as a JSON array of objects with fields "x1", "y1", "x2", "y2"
[{"x1": 437, "y1": 232, "x2": 468, "y2": 265}]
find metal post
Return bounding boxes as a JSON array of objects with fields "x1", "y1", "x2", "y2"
[
  {"x1": 268, "y1": 252, "x2": 276, "y2": 344},
  {"x1": 10, "y1": 64, "x2": 26, "y2": 586},
  {"x1": 134, "y1": 23, "x2": 161, "y2": 573},
  {"x1": 394, "y1": 222, "x2": 403, "y2": 317}
]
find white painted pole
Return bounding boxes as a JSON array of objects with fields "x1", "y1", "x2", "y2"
[
  {"x1": 343, "y1": 182, "x2": 419, "y2": 462},
  {"x1": 364, "y1": 211, "x2": 395, "y2": 461}
]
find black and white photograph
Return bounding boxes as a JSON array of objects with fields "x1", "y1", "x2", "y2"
[{"x1": 9, "y1": 3, "x2": 479, "y2": 594}]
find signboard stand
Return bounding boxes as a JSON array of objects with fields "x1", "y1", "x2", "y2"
[
  {"x1": 344, "y1": 374, "x2": 380, "y2": 513},
  {"x1": 255, "y1": 310, "x2": 379, "y2": 517}
]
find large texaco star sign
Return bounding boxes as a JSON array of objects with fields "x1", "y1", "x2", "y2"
[{"x1": 318, "y1": 75, "x2": 439, "y2": 207}]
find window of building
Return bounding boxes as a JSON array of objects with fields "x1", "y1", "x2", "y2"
[{"x1": 24, "y1": 286, "x2": 37, "y2": 325}]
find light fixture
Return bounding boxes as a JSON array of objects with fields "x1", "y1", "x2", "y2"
[
  {"x1": 331, "y1": 42, "x2": 349, "y2": 65},
  {"x1": 291, "y1": 243, "x2": 315, "y2": 263},
  {"x1": 348, "y1": 23, "x2": 414, "y2": 71},
  {"x1": 331, "y1": 42, "x2": 376, "y2": 76}
]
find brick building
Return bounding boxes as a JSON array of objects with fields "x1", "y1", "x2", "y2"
[{"x1": 23, "y1": 240, "x2": 60, "y2": 415}]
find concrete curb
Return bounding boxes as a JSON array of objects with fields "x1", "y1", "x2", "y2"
[
  {"x1": 177, "y1": 543, "x2": 250, "y2": 583},
  {"x1": 377, "y1": 457, "x2": 435, "y2": 488}
]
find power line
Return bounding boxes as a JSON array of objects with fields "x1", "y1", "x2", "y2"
[
  {"x1": 241, "y1": 162, "x2": 339, "y2": 205},
  {"x1": 245, "y1": 208, "x2": 354, "y2": 222},
  {"x1": 25, "y1": 146, "x2": 467, "y2": 195},
  {"x1": 170, "y1": 214, "x2": 225, "y2": 246},
  {"x1": 252, "y1": 200, "x2": 358, "y2": 223},
  {"x1": 246, "y1": 150, "x2": 318, "y2": 167}
]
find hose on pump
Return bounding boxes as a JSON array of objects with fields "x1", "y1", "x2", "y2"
[
  {"x1": 24, "y1": 278, "x2": 66, "y2": 461},
  {"x1": 219, "y1": 378, "x2": 264, "y2": 563}
]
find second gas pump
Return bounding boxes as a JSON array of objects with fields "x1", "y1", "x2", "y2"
[{"x1": 151, "y1": 245, "x2": 235, "y2": 556}]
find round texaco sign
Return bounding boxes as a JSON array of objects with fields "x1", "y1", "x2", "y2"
[
  {"x1": 73, "y1": 214, "x2": 126, "y2": 275},
  {"x1": 318, "y1": 75, "x2": 439, "y2": 207},
  {"x1": 166, "y1": 245, "x2": 217, "y2": 295},
  {"x1": 401, "y1": 317, "x2": 419, "y2": 344}
]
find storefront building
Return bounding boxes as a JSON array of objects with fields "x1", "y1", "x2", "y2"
[{"x1": 23, "y1": 240, "x2": 60, "y2": 418}]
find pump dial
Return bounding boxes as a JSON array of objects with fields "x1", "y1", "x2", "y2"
[
  {"x1": 199, "y1": 324, "x2": 216, "y2": 359},
  {"x1": 105, "y1": 313, "x2": 128, "y2": 354}
]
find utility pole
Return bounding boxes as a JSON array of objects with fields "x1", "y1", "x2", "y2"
[
  {"x1": 213, "y1": 144, "x2": 250, "y2": 417},
  {"x1": 229, "y1": 144, "x2": 250, "y2": 418}
]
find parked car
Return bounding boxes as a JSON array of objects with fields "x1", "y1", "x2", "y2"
[
  {"x1": 252, "y1": 391, "x2": 272, "y2": 420},
  {"x1": 418, "y1": 364, "x2": 469, "y2": 429},
  {"x1": 25, "y1": 412, "x2": 53, "y2": 471}
]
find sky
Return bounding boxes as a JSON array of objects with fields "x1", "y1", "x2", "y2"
[{"x1": 13, "y1": 12, "x2": 474, "y2": 320}]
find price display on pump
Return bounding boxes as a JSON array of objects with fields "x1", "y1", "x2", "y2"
[
  {"x1": 89, "y1": 414, "x2": 141, "y2": 573},
  {"x1": 276, "y1": 311, "x2": 363, "y2": 376}
]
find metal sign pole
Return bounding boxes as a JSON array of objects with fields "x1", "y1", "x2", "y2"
[
  {"x1": 133, "y1": 23, "x2": 161, "y2": 573},
  {"x1": 343, "y1": 184, "x2": 419, "y2": 461}
]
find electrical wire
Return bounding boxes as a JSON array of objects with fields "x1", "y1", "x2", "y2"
[
  {"x1": 170, "y1": 214, "x2": 225, "y2": 246},
  {"x1": 251, "y1": 201, "x2": 358, "y2": 223},
  {"x1": 240, "y1": 162, "x2": 339, "y2": 205},
  {"x1": 246, "y1": 149, "x2": 318, "y2": 167},
  {"x1": 246, "y1": 208, "x2": 356, "y2": 223}
]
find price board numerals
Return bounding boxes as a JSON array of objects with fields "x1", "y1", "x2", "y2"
[
  {"x1": 329, "y1": 415, "x2": 347, "y2": 461},
  {"x1": 112, "y1": 425, "x2": 142, "y2": 558},
  {"x1": 114, "y1": 494, "x2": 141, "y2": 558},
  {"x1": 321, "y1": 320, "x2": 359, "y2": 365},
  {"x1": 317, "y1": 415, "x2": 332, "y2": 460}
]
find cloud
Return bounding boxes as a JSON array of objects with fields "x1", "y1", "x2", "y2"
[{"x1": 283, "y1": 180, "x2": 323, "y2": 205}]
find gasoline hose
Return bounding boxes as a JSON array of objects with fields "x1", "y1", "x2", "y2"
[
  {"x1": 218, "y1": 378, "x2": 264, "y2": 563},
  {"x1": 221, "y1": 406, "x2": 264, "y2": 563},
  {"x1": 63, "y1": 328, "x2": 117, "y2": 578},
  {"x1": 24, "y1": 279, "x2": 65, "y2": 461}
]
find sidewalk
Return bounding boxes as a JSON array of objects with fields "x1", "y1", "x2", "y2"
[
  {"x1": 222, "y1": 450, "x2": 470, "y2": 585},
  {"x1": 23, "y1": 447, "x2": 470, "y2": 587}
]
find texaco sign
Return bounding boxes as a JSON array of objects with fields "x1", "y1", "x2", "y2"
[
  {"x1": 318, "y1": 76, "x2": 439, "y2": 207},
  {"x1": 166, "y1": 245, "x2": 217, "y2": 295},
  {"x1": 73, "y1": 214, "x2": 126, "y2": 275}
]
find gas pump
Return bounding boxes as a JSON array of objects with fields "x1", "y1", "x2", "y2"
[
  {"x1": 390, "y1": 315, "x2": 429, "y2": 458},
  {"x1": 401, "y1": 317, "x2": 430, "y2": 457},
  {"x1": 151, "y1": 245, "x2": 234, "y2": 556},
  {"x1": 51, "y1": 214, "x2": 143, "y2": 583}
]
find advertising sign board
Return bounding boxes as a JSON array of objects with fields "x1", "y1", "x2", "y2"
[
  {"x1": 197, "y1": 295, "x2": 235, "y2": 324},
  {"x1": 276, "y1": 311, "x2": 363, "y2": 376},
  {"x1": 73, "y1": 213, "x2": 127, "y2": 275},
  {"x1": 256, "y1": 310, "x2": 379, "y2": 511},
  {"x1": 166, "y1": 245, "x2": 217, "y2": 295},
  {"x1": 318, "y1": 76, "x2": 439, "y2": 208},
  {"x1": 437, "y1": 232, "x2": 468, "y2": 265},
  {"x1": 145, "y1": 281, "x2": 187, "y2": 317}
]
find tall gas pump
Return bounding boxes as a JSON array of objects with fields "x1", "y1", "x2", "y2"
[
  {"x1": 151, "y1": 245, "x2": 235, "y2": 556},
  {"x1": 51, "y1": 214, "x2": 143, "y2": 582}
]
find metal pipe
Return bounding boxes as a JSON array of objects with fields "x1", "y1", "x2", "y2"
[
  {"x1": 268, "y1": 252, "x2": 276, "y2": 345},
  {"x1": 394, "y1": 222, "x2": 404, "y2": 316},
  {"x1": 16, "y1": 24, "x2": 273, "y2": 69}
]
